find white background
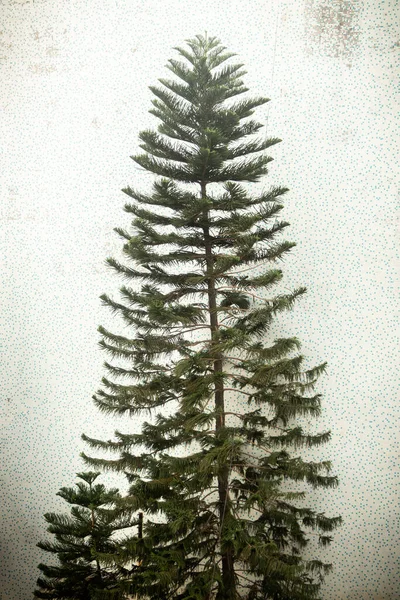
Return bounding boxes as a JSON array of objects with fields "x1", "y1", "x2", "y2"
[{"x1": 0, "y1": 0, "x2": 399, "y2": 598}]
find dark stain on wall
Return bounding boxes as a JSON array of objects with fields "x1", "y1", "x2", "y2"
[{"x1": 304, "y1": 0, "x2": 362, "y2": 60}]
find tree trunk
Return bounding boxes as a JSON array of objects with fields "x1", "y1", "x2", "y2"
[{"x1": 202, "y1": 182, "x2": 236, "y2": 600}]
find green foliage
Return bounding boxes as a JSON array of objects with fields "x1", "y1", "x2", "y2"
[
  {"x1": 34, "y1": 472, "x2": 136, "y2": 599},
  {"x1": 82, "y1": 34, "x2": 342, "y2": 599}
]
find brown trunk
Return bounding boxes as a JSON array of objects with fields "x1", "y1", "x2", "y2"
[
  {"x1": 137, "y1": 511, "x2": 144, "y2": 567},
  {"x1": 201, "y1": 182, "x2": 236, "y2": 599},
  {"x1": 138, "y1": 511, "x2": 143, "y2": 539}
]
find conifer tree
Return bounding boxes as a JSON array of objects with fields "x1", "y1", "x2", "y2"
[
  {"x1": 82, "y1": 34, "x2": 342, "y2": 600},
  {"x1": 34, "y1": 472, "x2": 136, "y2": 599}
]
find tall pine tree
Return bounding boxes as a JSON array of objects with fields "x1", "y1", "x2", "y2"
[
  {"x1": 82, "y1": 34, "x2": 342, "y2": 600},
  {"x1": 34, "y1": 472, "x2": 136, "y2": 600}
]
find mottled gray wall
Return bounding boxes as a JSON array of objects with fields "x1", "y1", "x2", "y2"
[{"x1": 0, "y1": 1, "x2": 399, "y2": 598}]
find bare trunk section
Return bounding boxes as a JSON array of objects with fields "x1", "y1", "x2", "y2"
[
  {"x1": 201, "y1": 181, "x2": 236, "y2": 599},
  {"x1": 138, "y1": 511, "x2": 143, "y2": 539}
]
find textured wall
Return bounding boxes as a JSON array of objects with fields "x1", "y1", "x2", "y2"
[{"x1": 0, "y1": 1, "x2": 399, "y2": 598}]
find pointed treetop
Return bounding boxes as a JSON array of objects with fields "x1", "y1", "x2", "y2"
[
  {"x1": 75, "y1": 471, "x2": 100, "y2": 485},
  {"x1": 172, "y1": 33, "x2": 237, "y2": 72}
]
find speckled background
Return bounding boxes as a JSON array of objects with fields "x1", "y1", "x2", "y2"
[{"x1": 0, "y1": 1, "x2": 399, "y2": 598}]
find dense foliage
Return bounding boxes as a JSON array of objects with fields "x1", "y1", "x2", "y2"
[
  {"x1": 34, "y1": 472, "x2": 136, "y2": 600},
  {"x1": 82, "y1": 34, "x2": 341, "y2": 600}
]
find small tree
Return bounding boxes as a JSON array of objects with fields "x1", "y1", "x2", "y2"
[
  {"x1": 82, "y1": 34, "x2": 342, "y2": 600},
  {"x1": 34, "y1": 472, "x2": 136, "y2": 599}
]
